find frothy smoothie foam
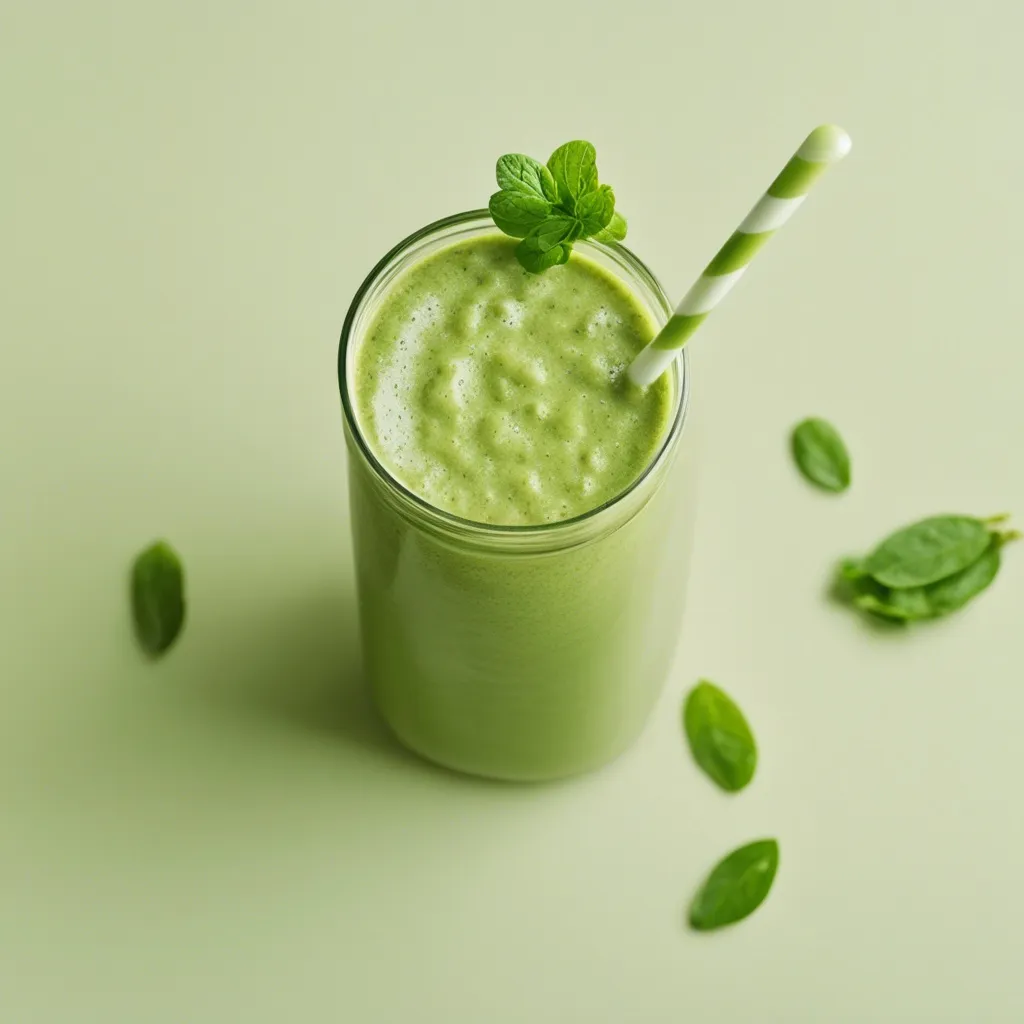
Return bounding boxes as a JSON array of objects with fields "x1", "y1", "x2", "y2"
[{"x1": 354, "y1": 235, "x2": 673, "y2": 525}]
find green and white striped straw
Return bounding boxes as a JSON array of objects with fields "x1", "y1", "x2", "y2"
[{"x1": 627, "y1": 124, "x2": 852, "y2": 387}]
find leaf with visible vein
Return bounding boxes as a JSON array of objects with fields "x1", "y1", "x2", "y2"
[
  {"x1": 547, "y1": 140, "x2": 598, "y2": 205},
  {"x1": 488, "y1": 190, "x2": 552, "y2": 238},
  {"x1": 495, "y1": 153, "x2": 559, "y2": 202},
  {"x1": 576, "y1": 185, "x2": 615, "y2": 235}
]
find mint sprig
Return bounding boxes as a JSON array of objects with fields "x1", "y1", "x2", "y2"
[{"x1": 488, "y1": 140, "x2": 628, "y2": 273}]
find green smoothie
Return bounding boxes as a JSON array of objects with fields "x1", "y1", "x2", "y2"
[
  {"x1": 353, "y1": 236, "x2": 673, "y2": 524},
  {"x1": 341, "y1": 217, "x2": 692, "y2": 780}
]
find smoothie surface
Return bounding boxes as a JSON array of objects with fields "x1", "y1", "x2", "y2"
[{"x1": 353, "y1": 235, "x2": 673, "y2": 525}]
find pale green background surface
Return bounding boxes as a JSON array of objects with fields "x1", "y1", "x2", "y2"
[{"x1": 3, "y1": 1, "x2": 1023, "y2": 1020}]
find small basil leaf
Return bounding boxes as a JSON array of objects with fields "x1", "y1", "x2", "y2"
[
  {"x1": 547, "y1": 140, "x2": 598, "y2": 206},
  {"x1": 863, "y1": 515, "x2": 993, "y2": 588},
  {"x1": 131, "y1": 540, "x2": 185, "y2": 657},
  {"x1": 689, "y1": 839, "x2": 779, "y2": 932},
  {"x1": 791, "y1": 417, "x2": 851, "y2": 493},
  {"x1": 683, "y1": 681, "x2": 757, "y2": 792},
  {"x1": 576, "y1": 185, "x2": 615, "y2": 235},
  {"x1": 593, "y1": 211, "x2": 627, "y2": 243},
  {"x1": 495, "y1": 153, "x2": 559, "y2": 203},
  {"x1": 488, "y1": 190, "x2": 552, "y2": 238}
]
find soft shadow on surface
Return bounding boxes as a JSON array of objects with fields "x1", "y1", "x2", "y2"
[
  {"x1": 175, "y1": 583, "x2": 534, "y2": 790},
  {"x1": 175, "y1": 583, "x2": 425, "y2": 770}
]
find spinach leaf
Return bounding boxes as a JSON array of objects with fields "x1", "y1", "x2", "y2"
[
  {"x1": 863, "y1": 514, "x2": 993, "y2": 588},
  {"x1": 791, "y1": 417, "x2": 851, "y2": 493},
  {"x1": 683, "y1": 681, "x2": 757, "y2": 792},
  {"x1": 689, "y1": 839, "x2": 779, "y2": 931},
  {"x1": 131, "y1": 540, "x2": 185, "y2": 657}
]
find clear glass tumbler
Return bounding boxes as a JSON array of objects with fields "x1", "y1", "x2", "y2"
[{"x1": 339, "y1": 212, "x2": 694, "y2": 781}]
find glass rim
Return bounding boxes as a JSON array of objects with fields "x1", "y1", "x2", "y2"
[{"x1": 337, "y1": 209, "x2": 690, "y2": 540}]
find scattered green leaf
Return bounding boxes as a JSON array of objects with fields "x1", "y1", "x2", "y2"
[
  {"x1": 835, "y1": 517, "x2": 1017, "y2": 624},
  {"x1": 846, "y1": 536, "x2": 1008, "y2": 622},
  {"x1": 791, "y1": 417, "x2": 851, "y2": 493},
  {"x1": 131, "y1": 540, "x2": 185, "y2": 657},
  {"x1": 689, "y1": 839, "x2": 780, "y2": 931},
  {"x1": 683, "y1": 681, "x2": 758, "y2": 792},
  {"x1": 863, "y1": 514, "x2": 994, "y2": 588}
]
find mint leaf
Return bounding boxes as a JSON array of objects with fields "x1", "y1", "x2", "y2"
[
  {"x1": 515, "y1": 240, "x2": 571, "y2": 274},
  {"x1": 594, "y1": 211, "x2": 627, "y2": 243},
  {"x1": 515, "y1": 216, "x2": 579, "y2": 273},
  {"x1": 495, "y1": 153, "x2": 559, "y2": 203},
  {"x1": 131, "y1": 540, "x2": 185, "y2": 657},
  {"x1": 547, "y1": 141, "x2": 598, "y2": 206},
  {"x1": 576, "y1": 184, "x2": 615, "y2": 235},
  {"x1": 488, "y1": 190, "x2": 552, "y2": 238},
  {"x1": 489, "y1": 141, "x2": 624, "y2": 271}
]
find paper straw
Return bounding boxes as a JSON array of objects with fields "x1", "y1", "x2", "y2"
[{"x1": 627, "y1": 124, "x2": 852, "y2": 387}]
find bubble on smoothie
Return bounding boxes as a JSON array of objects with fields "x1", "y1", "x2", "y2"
[
  {"x1": 459, "y1": 302, "x2": 486, "y2": 333},
  {"x1": 449, "y1": 356, "x2": 478, "y2": 407},
  {"x1": 585, "y1": 306, "x2": 612, "y2": 335},
  {"x1": 496, "y1": 298, "x2": 526, "y2": 328}
]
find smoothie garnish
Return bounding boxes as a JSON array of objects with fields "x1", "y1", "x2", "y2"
[{"x1": 489, "y1": 141, "x2": 627, "y2": 273}]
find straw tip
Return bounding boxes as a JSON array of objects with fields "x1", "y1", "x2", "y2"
[{"x1": 799, "y1": 124, "x2": 852, "y2": 163}]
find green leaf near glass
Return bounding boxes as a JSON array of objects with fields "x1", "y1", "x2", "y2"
[
  {"x1": 684, "y1": 681, "x2": 758, "y2": 793},
  {"x1": 835, "y1": 514, "x2": 1018, "y2": 623},
  {"x1": 791, "y1": 417, "x2": 851, "y2": 493}
]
